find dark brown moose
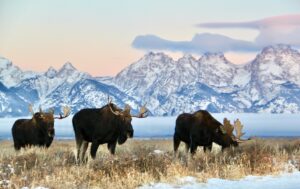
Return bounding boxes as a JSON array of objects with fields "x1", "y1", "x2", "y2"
[
  {"x1": 72, "y1": 98, "x2": 148, "y2": 162},
  {"x1": 11, "y1": 105, "x2": 70, "y2": 150},
  {"x1": 174, "y1": 110, "x2": 249, "y2": 155}
]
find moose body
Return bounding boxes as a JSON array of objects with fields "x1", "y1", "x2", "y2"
[
  {"x1": 174, "y1": 110, "x2": 240, "y2": 155},
  {"x1": 11, "y1": 106, "x2": 70, "y2": 150},
  {"x1": 72, "y1": 101, "x2": 147, "y2": 162},
  {"x1": 12, "y1": 114, "x2": 55, "y2": 150}
]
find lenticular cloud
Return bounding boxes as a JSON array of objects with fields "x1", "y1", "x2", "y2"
[
  {"x1": 133, "y1": 14, "x2": 300, "y2": 54},
  {"x1": 198, "y1": 14, "x2": 300, "y2": 47}
]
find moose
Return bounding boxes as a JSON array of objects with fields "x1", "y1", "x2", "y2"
[
  {"x1": 72, "y1": 99, "x2": 148, "y2": 162},
  {"x1": 11, "y1": 105, "x2": 70, "y2": 150},
  {"x1": 174, "y1": 110, "x2": 249, "y2": 155}
]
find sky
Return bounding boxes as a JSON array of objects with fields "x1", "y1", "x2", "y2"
[{"x1": 0, "y1": 0, "x2": 299, "y2": 76}]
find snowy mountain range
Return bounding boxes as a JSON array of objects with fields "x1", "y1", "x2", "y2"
[{"x1": 1, "y1": 44, "x2": 300, "y2": 117}]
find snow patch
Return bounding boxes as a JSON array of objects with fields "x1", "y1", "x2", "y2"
[{"x1": 139, "y1": 171, "x2": 300, "y2": 189}]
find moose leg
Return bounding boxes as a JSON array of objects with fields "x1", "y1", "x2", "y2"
[
  {"x1": 173, "y1": 135, "x2": 181, "y2": 157},
  {"x1": 75, "y1": 136, "x2": 83, "y2": 162},
  {"x1": 107, "y1": 141, "x2": 117, "y2": 155},
  {"x1": 90, "y1": 141, "x2": 100, "y2": 159},
  {"x1": 190, "y1": 141, "x2": 198, "y2": 155},
  {"x1": 80, "y1": 140, "x2": 89, "y2": 163},
  {"x1": 204, "y1": 143, "x2": 212, "y2": 152},
  {"x1": 184, "y1": 142, "x2": 190, "y2": 153},
  {"x1": 13, "y1": 142, "x2": 21, "y2": 151}
]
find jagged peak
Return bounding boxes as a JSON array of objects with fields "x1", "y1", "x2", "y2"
[
  {"x1": 260, "y1": 44, "x2": 297, "y2": 55},
  {"x1": 141, "y1": 51, "x2": 174, "y2": 62},
  {"x1": 252, "y1": 44, "x2": 300, "y2": 66},
  {"x1": 60, "y1": 62, "x2": 76, "y2": 71},
  {"x1": 56, "y1": 62, "x2": 78, "y2": 78},
  {"x1": 0, "y1": 56, "x2": 13, "y2": 69},
  {"x1": 178, "y1": 54, "x2": 196, "y2": 62},
  {"x1": 45, "y1": 66, "x2": 57, "y2": 78},
  {"x1": 199, "y1": 52, "x2": 229, "y2": 63}
]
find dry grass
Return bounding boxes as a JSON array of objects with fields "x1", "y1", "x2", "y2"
[{"x1": 0, "y1": 138, "x2": 299, "y2": 189}]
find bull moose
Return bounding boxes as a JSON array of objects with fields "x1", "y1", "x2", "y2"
[
  {"x1": 174, "y1": 110, "x2": 248, "y2": 155},
  {"x1": 72, "y1": 99, "x2": 148, "y2": 162},
  {"x1": 11, "y1": 105, "x2": 70, "y2": 150}
]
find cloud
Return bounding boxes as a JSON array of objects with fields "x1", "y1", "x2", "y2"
[
  {"x1": 132, "y1": 33, "x2": 259, "y2": 54},
  {"x1": 198, "y1": 14, "x2": 300, "y2": 47},
  {"x1": 198, "y1": 14, "x2": 300, "y2": 29},
  {"x1": 132, "y1": 14, "x2": 300, "y2": 53}
]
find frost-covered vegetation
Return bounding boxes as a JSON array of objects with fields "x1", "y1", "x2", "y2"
[{"x1": 0, "y1": 139, "x2": 299, "y2": 189}]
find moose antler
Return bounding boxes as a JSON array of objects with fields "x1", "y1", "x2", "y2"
[
  {"x1": 123, "y1": 104, "x2": 131, "y2": 115},
  {"x1": 28, "y1": 104, "x2": 34, "y2": 115},
  {"x1": 107, "y1": 97, "x2": 124, "y2": 116},
  {"x1": 132, "y1": 103, "x2": 148, "y2": 118},
  {"x1": 223, "y1": 118, "x2": 234, "y2": 136},
  {"x1": 109, "y1": 104, "x2": 123, "y2": 116},
  {"x1": 54, "y1": 106, "x2": 71, "y2": 119},
  {"x1": 233, "y1": 119, "x2": 248, "y2": 142}
]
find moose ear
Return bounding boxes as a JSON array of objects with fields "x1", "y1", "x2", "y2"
[
  {"x1": 34, "y1": 112, "x2": 44, "y2": 119},
  {"x1": 34, "y1": 112, "x2": 41, "y2": 118},
  {"x1": 216, "y1": 126, "x2": 227, "y2": 135}
]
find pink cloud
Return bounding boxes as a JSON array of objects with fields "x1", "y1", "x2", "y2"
[{"x1": 198, "y1": 14, "x2": 300, "y2": 46}]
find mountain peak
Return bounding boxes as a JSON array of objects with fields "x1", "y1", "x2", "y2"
[
  {"x1": 254, "y1": 44, "x2": 300, "y2": 65},
  {"x1": 45, "y1": 66, "x2": 57, "y2": 78},
  {"x1": 142, "y1": 52, "x2": 173, "y2": 62},
  {"x1": 178, "y1": 54, "x2": 196, "y2": 62},
  {"x1": 56, "y1": 62, "x2": 78, "y2": 78},
  {"x1": 260, "y1": 44, "x2": 297, "y2": 55},
  {"x1": 60, "y1": 62, "x2": 76, "y2": 71},
  {"x1": 0, "y1": 57, "x2": 12, "y2": 69},
  {"x1": 200, "y1": 52, "x2": 229, "y2": 63}
]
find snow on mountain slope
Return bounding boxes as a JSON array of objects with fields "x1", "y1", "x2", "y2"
[
  {"x1": 69, "y1": 79, "x2": 141, "y2": 113},
  {"x1": 114, "y1": 51, "x2": 251, "y2": 115},
  {"x1": 16, "y1": 62, "x2": 90, "y2": 103},
  {"x1": 39, "y1": 78, "x2": 142, "y2": 115},
  {"x1": 0, "y1": 57, "x2": 37, "y2": 88},
  {"x1": 249, "y1": 44, "x2": 300, "y2": 102},
  {"x1": 114, "y1": 52, "x2": 177, "y2": 98},
  {"x1": 114, "y1": 45, "x2": 300, "y2": 115},
  {"x1": 0, "y1": 82, "x2": 28, "y2": 117},
  {"x1": 1, "y1": 44, "x2": 300, "y2": 117},
  {"x1": 198, "y1": 52, "x2": 251, "y2": 93}
]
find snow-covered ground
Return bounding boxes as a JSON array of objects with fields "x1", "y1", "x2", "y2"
[
  {"x1": 1, "y1": 114, "x2": 300, "y2": 140},
  {"x1": 140, "y1": 171, "x2": 300, "y2": 189}
]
